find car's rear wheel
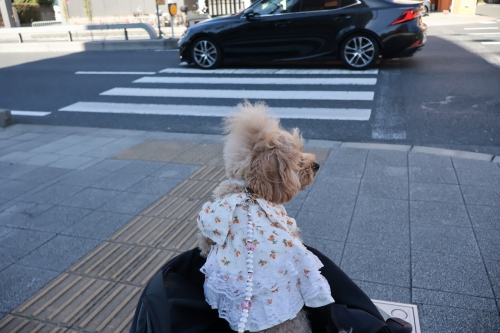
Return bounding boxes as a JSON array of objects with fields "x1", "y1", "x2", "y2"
[
  {"x1": 191, "y1": 38, "x2": 222, "y2": 69},
  {"x1": 340, "y1": 34, "x2": 379, "y2": 70}
]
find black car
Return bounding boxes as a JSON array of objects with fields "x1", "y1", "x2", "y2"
[{"x1": 178, "y1": 0, "x2": 427, "y2": 70}]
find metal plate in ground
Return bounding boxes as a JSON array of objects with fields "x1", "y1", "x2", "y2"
[{"x1": 373, "y1": 299, "x2": 421, "y2": 333}]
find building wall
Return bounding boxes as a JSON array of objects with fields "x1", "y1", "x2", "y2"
[{"x1": 64, "y1": 0, "x2": 161, "y2": 18}]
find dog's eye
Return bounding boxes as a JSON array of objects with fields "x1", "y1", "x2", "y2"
[{"x1": 311, "y1": 163, "x2": 320, "y2": 172}]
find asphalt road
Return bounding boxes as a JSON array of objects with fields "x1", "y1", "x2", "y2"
[{"x1": 0, "y1": 16, "x2": 499, "y2": 155}]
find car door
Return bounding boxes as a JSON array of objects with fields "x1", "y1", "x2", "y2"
[
  {"x1": 221, "y1": 0, "x2": 302, "y2": 61},
  {"x1": 292, "y1": 0, "x2": 360, "y2": 58}
]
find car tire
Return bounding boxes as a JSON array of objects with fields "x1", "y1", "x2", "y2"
[
  {"x1": 340, "y1": 34, "x2": 380, "y2": 70},
  {"x1": 191, "y1": 38, "x2": 222, "y2": 69}
]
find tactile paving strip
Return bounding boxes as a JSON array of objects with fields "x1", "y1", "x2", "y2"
[{"x1": 0, "y1": 141, "x2": 331, "y2": 333}]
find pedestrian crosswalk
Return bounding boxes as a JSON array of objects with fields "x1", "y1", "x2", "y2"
[{"x1": 59, "y1": 66, "x2": 379, "y2": 121}]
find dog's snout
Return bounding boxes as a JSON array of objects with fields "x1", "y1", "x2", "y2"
[{"x1": 312, "y1": 163, "x2": 320, "y2": 172}]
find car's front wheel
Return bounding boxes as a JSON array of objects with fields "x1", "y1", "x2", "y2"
[
  {"x1": 191, "y1": 38, "x2": 222, "y2": 69},
  {"x1": 340, "y1": 34, "x2": 379, "y2": 70}
]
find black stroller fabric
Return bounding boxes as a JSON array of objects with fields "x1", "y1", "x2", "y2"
[{"x1": 129, "y1": 246, "x2": 409, "y2": 333}]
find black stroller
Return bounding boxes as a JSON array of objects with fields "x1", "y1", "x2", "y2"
[{"x1": 129, "y1": 246, "x2": 413, "y2": 333}]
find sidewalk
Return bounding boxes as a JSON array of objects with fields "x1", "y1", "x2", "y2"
[{"x1": 0, "y1": 123, "x2": 499, "y2": 332}]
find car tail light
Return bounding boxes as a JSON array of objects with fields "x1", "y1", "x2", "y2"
[
  {"x1": 410, "y1": 40, "x2": 420, "y2": 47},
  {"x1": 391, "y1": 9, "x2": 421, "y2": 26}
]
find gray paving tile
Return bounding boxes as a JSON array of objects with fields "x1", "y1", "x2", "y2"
[
  {"x1": 409, "y1": 152, "x2": 453, "y2": 168},
  {"x1": 117, "y1": 161, "x2": 167, "y2": 176},
  {"x1": 84, "y1": 159, "x2": 131, "y2": 173},
  {"x1": 0, "y1": 261, "x2": 11, "y2": 272},
  {"x1": 419, "y1": 304, "x2": 500, "y2": 333},
  {"x1": 0, "y1": 163, "x2": 39, "y2": 179},
  {"x1": 484, "y1": 260, "x2": 500, "y2": 297},
  {"x1": 410, "y1": 201, "x2": 470, "y2": 227},
  {"x1": 57, "y1": 170, "x2": 111, "y2": 187},
  {"x1": 359, "y1": 178, "x2": 408, "y2": 200},
  {"x1": 76, "y1": 157, "x2": 105, "y2": 171},
  {"x1": 325, "y1": 148, "x2": 368, "y2": 165},
  {"x1": 310, "y1": 176, "x2": 361, "y2": 197},
  {"x1": 362, "y1": 165, "x2": 408, "y2": 181},
  {"x1": 413, "y1": 288, "x2": 497, "y2": 313},
  {"x1": 152, "y1": 163, "x2": 200, "y2": 179},
  {"x1": 475, "y1": 228, "x2": 500, "y2": 260},
  {"x1": 366, "y1": 150, "x2": 408, "y2": 167},
  {"x1": 409, "y1": 167, "x2": 458, "y2": 184},
  {"x1": 0, "y1": 202, "x2": 53, "y2": 226},
  {"x1": 48, "y1": 155, "x2": 96, "y2": 169},
  {"x1": 62, "y1": 211, "x2": 133, "y2": 240},
  {"x1": 20, "y1": 153, "x2": 65, "y2": 166},
  {"x1": 412, "y1": 251, "x2": 493, "y2": 297},
  {"x1": 10, "y1": 133, "x2": 43, "y2": 141},
  {"x1": 0, "y1": 226, "x2": 14, "y2": 239},
  {"x1": 18, "y1": 235, "x2": 101, "y2": 272},
  {"x1": 0, "y1": 229, "x2": 55, "y2": 262},
  {"x1": 341, "y1": 243, "x2": 410, "y2": 288},
  {"x1": 297, "y1": 201, "x2": 355, "y2": 242},
  {"x1": 410, "y1": 182, "x2": 463, "y2": 203},
  {"x1": 60, "y1": 188, "x2": 121, "y2": 210},
  {"x1": 0, "y1": 151, "x2": 38, "y2": 163},
  {"x1": 0, "y1": 130, "x2": 24, "y2": 140},
  {"x1": 452, "y1": 157, "x2": 500, "y2": 170},
  {"x1": 455, "y1": 167, "x2": 500, "y2": 186},
  {"x1": 319, "y1": 162, "x2": 365, "y2": 178},
  {"x1": 461, "y1": 185, "x2": 500, "y2": 206},
  {"x1": 51, "y1": 135, "x2": 93, "y2": 145},
  {"x1": 0, "y1": 140, "x2": 18, "y2": 149},
  {"x1": 83, "y1": 138, "x2": 143, "y2": 158},
  {"x1": 79, "y1": 136, "x2": 117, "y2": 146},
  {"x1": 0, "y1": 264, "x2": 60, "y2": 313},
  {"x1": 91, "y1": 172, "x2": 147, "y2": 191},
  {"x1": 29, "y1": 142, "x2": 71, "y2": 153},
  {"x1": 6, "y1": 140, "x2": 53, "y2": 153},
  {"x1": 302, "y1": 184, "x2": 357, "y2": 215},
  {"x1": 22, "y1": 184, "x2": 85, "y2": 205},
  {"x1": 411, "y1": 224, "x2": 480, "y2": 257},
  {"x1": 0, "y1": 162, "x2": 9, "y2": 170},
  {"x1": 55, "y1": 144, "x2": 99, "y2": 156},
  {"x1": 125, "y1": 176, "x2": 184, "y2": 196},
  {"x1": 12, "y1": 166, "x2": 70, "y2": 183},
  {"x1": 21, "y1": 206, "x2": 92, "y2": 233},
  {"x1": 348, "y1": 197, "x2": 409, "y2": 250},
  {"x1": 467, "y1": 205, "x2": 500, "y2": 230},
  {"x1": 97, "y1": 192, "x2": 160, "y2": 215},
  {"x1": 0, "y1": 180, "x2": 44, "y2": 201},
  {"x1": 351, "y1": 280, "x2": 411, "y2": 303},
  {"x1": 302, "y1": 237, "x2": 344, "y2": 264}
]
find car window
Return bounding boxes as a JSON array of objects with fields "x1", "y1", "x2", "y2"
[
  {"x1": 252, "y1": 0, "x2": 301, "y2": 15},
  {"x1": 340, "y1": 0, "x2": 358, "y2": 7},
  {"x1": 299, "y1": 0, "x2": 339, "y2": 12}
]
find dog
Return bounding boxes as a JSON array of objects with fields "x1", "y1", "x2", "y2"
[{"x1": 196, "y1": 101, "x2": 336, "y2": 333}]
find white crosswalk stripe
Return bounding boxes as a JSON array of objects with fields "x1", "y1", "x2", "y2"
[
  {"x1": 60, "y1": 67, "x2": 378, "y2": 121},
  {"x1": 100, "y1": 87, "x2": 374, "y2": 101},
  {"x1": 133, "y1": 76, "x2": 377, "y2": 85}
]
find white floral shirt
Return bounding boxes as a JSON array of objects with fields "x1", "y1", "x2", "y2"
[{"x1": 197, "y1": 192, "x2": 334, "y2": 332}]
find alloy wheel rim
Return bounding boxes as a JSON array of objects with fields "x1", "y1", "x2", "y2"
[
  {"x1": 344, "y1": 36, "x2": 375, "y2": 68},
  {"x1": 193, "y1": 40, "x2": 217, "y2": 68}
]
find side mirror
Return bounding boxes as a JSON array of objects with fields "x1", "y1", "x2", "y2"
[{"x1": 244, "y1": 9, "x2": 256, "y2": 20}]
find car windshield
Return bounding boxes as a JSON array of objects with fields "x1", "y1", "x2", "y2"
[{"x1": 251, "y1": 0, "x2": 300, "y2": 15}]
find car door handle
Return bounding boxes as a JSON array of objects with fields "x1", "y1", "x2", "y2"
[
  {"x1": 274, "y1": 21, "x2": 290, "y2": 28},
  {"x1": 333, "y1": 15, "x2": 351, "y2": 21}
]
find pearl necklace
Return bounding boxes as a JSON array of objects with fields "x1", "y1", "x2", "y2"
[{"x1": 238, "y1": 187, "x2": 255, "y2": 333}]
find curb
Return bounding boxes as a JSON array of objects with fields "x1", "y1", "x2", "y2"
[{"x1": 0, "y1": 38, "x2": 179, "y2": 53}]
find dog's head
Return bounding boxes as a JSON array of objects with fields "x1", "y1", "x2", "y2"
[{"x1": 222, "y1": 101, "x2": 319, "y2": 205}]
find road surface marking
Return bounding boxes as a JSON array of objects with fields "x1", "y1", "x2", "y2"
[
  {"x1": 100, "y1": 88, "x2": 374, "y2": 101},
  {"x1": 134, "y1": 76, "x2": 377, "y2": 85},
  {"x1": 75, "y1": 71, "x2": 156, "y2": 75},
  {"x1": 59, "y1": 102, "x2": 371, "y2": 120},
  {"x1": 371, "y1": 129, "x2": 406, "y2": 140},
  {"x1": 467, "y1": 32, "x2": 500, "y2": 35},
  {"x1": 464, "y1": 27, "x2": 499, "y2": 30},
  {"x1": 10, "y1": 110, "x2": 51, "y2": 116},
  {"x1": 481, "y1": 42, "x2": 500, "y2": 44},
  {"x1": 479, "y1": 21, "x2": 498, "y2": 24},
  {"x1": 158, "y1": 68, "x2": 379, "y2": 75}
]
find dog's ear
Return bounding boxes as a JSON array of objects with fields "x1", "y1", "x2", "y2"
[
  {"x1": 247, "y1": 139, "x2": 302, "y2": 205},
  {"x1": 291, "y1": 128, "x2": 304, "y2": 151}
]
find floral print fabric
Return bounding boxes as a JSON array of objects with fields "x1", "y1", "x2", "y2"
[{"x1": 197, "y1": 193, "x2": 334, "y2": 332}]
